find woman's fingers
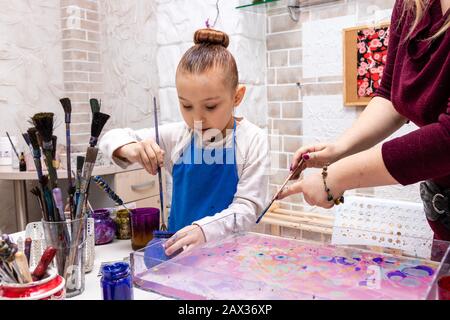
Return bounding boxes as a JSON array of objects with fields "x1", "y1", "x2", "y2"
[
  {"x1": 139, "y1": 150, "x2": 155, "y2": 175},
  {"x1": 277, "y1": 181, "x2": 303, "y2": 200}
]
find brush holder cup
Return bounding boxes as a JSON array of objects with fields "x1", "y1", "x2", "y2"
[
  {"x1": 21, "y1": 218, "x2": 95, "y2": 275},
  {"x1": 42, "y1": 217, "x2": 88, "y2": 298},
  {"x1": 0, "y1": 268, "x2": 66, "y2": 300},
  {"x1": 130, "y1": 208, "x2": 160, "y2": 251}
]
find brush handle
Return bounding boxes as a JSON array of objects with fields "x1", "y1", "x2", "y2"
[
  {"x1": 14, "y1": 252, "x2": 32, "y2": 283},
  {"x1": 32, "y1": 246, "x2": 56, "y2": 280},
  {"x1": 5, "y1": 132, "x2": 20, "y2": 160},
  {"x1": 255, "y1": 159, "x2": 305, "y2": 224},
  {"x1": 65, "y1": 123, "x2": 75, "y2": 218},
  {"x1": 42, "y1": 149, "x2": 58, "y2": 190},
  {"x1": 24, "y1": 238, "x2": 32, "y2": 266},
  {"x1": 153, "y1": 97, "x2": 166, "y2": 228},
  {"x1": 75, "y1": 152, "x2": 98, "y2": 220}
]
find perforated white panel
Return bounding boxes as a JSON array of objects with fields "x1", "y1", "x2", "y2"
[{"x1": 331, "y1": 196, "x2": 434, "y2": 259}]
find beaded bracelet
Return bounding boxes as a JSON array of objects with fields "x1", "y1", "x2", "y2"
[{"x1": 321, "y1": 165, "x2": 344, "y2": 205}]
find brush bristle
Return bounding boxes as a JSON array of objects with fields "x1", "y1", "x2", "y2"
[
  {"x1": 51, "y1": 136, "x2": 57, "y2": 159},
  {"x1": 27, "y1": 128, "x2": 40, "y2": 150},
  {"x1": 90, "y1": 99, "x2": 101, "y2": 113},
  {"x1": 22, "y1": 133, "x2": 31, "y2": 146},
  {"x1": 60, "y1": 98, "x2": 72, "y2": 123},
  {"x1": 85, "y1": 147, "x2": 99, "y2": 164},
  {"x1": 30, "y1": 186, "x2": 41, "y2": 197},
  {"x1": 41, "y1": 175, "x2": 49, "y2": 187},
  {"x1": 32, "y1": 113, "x2": 54, "y2": 143},
  {"x1": 90, "y1": 112, "x2": 110, "y2": 145},
  {"x1": 77, "y1": 156, "x2": 85, "y2": 171}
]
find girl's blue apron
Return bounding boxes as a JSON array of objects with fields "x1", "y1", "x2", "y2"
[{"x1": 168, "y1": 120, "x2": 239, "y2": 232}]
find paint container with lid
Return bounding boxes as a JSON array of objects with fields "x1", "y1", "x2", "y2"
[{"x1": 101, "y1": 262, "x2": 134, "y2": 300}]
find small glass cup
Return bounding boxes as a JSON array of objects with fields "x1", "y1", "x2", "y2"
[
  {"x1": 438, "y1": 275, "x2": 450, "y2": 300},
  {"x1": 130, "y1": 208, "x2": 160, "y2": 251},
  {"x1": 41, "y1": 217, "x2": 87, "y2": 298},
  {"x1": 92, "y1": 208, "x2": 116, "y2": 245}
]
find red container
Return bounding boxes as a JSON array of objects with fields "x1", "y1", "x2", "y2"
[
  {"x1": 0, "y1": 269, "x2": 66, "y2": 300},
  {"x1": 438, "y1": 275, "x2": 450, "y2": 300}
]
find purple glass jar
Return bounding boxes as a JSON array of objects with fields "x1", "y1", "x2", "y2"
[
  {"x1": 92, "y1": 208, "x2": 116, "y2": 245},
  {"x1": 130, "y1": 207, "x2": 160, "y2": 251}
]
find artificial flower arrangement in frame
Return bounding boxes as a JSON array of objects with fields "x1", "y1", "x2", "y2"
[{"x1": 343, "y1": 22, "x2": 390, "y2": 106}]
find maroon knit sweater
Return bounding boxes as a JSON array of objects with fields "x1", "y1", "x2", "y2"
[{"x1": 376, "y1": 0, "x2": 450, "y2": 188}]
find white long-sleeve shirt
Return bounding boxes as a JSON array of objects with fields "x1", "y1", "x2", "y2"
[{"x1": 99, "y1": 117, "x2": 269, "y2": 243}]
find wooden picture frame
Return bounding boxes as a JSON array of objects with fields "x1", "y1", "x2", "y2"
[{"x1": 343, "y1": 22, "x2": 390, "y2": 106}]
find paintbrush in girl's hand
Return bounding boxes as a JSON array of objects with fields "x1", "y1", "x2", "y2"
[
  {"x1": 153, "y1": 97, "x2": 167, "y2": 231},
  {"x1": 5, "y1": 132, "x2": 20, "y2": 161},
  {"x1": 60, "y1": 97, "x2": 75, "y2": 218},
  {"x1": 255, "y1": 159, "x2": 306, "y2": 224},
  {"x1": 32, "y1": 113, "x2": 58, "y2": 189}
]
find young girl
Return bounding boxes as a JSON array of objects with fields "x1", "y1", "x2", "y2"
[{"x1": 99, "y1": 28, "x2": 269, "y2": 255}]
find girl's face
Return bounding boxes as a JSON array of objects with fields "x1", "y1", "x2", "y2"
[{"x1": 176, "y1": 68, "x2": 245, "y2": 136}]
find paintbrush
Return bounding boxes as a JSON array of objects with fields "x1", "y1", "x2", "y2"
[
  {"x1": 41, "y1": 176, "x2": 56, "y2": 221},
  {"x1": 60, "y1": 97, "x2": 75, "y2": 219},
  {"x1": 52, "y1": 188, "x2": 66, "y2": 222},
  {"x1": 24, "y1": 238, "x2": 32, "y2": 266},
  {"x1": 32, "y1": 113, "x2": 58, "y2": 189},
  {"x1": 65, "y1": 148, "x2": 98, "y2": 281},
  {"x1": 153, "y1": 97, "x2": 167, "y2": 231},
  {"x1": 14, "y1": 252, "x2": 32, "y2": 283},
  {"x1": 256, "y1": 159, "x2": 305, "y2": 224},
  {"x1": 90, "y1": 98, "x2": 101, "y2": 113},
  {"x1": 30, "y1": 186, "x2": 49, "y2": 222},
  {"x1": 27, "y1": 128, "x2": 44, "y2": 181},
  {"x1": 74, "y1": 147, "x2": 99, "y2": 220},
  {"x1": 74, "y1": 155, "x2": 85, "y2": 217},
  {"x1": 80, "y1": 111, "x2": 109, "y2": 213},
  {"x1": 5, "y1": 132, "x2": 20, "y2": 161},
  {"x1": 92, "y1": 175, "x2": 131, "y2": 212},
  {"x1": 89, "y1": 112, "x2": 110, "y2": 148},
  {"x1": 51, "y1": 135, "x2": 58, "y2": 168}
]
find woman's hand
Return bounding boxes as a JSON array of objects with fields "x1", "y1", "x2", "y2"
[
  {"x1": 278, "y1": 168, "x2": 344, "y2": 209},
  {"x1": 290, "y1": 143, "x2": 345, "y2": 179},
  {"x1": 164, "y1": 225, "x2": 206, "y2": 256},
  {"x1": 113, "y1": 138, "x2": 165, "y2": 175}
]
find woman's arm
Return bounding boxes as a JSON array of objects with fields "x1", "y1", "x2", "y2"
[
  {"x1": 335, "y1": 96, "x2": 407, "y2": 159},
  {"x1": 278, "y1": 145, "x2": 398, "y2": 207},
  {"x1": 291, "y1": 97, "x2": 407, "y2": 170}
]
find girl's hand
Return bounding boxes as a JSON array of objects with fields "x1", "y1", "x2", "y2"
[
  {"x1": 290, "y1": 143, "x2": 344, "y2": 179},
  {"x1": 164, "y1": 225, "x2": 206, "y2": 256},
  {"x1": 278, "y1": 169, "x2": 344, "y2": 209},
  {"x1": 113, "y1": 138, "x2": 165, "y2": 175}
]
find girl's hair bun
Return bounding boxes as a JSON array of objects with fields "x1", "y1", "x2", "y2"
[{"x1": 194, "y1": 28, "x2": 229, "y2": 48}]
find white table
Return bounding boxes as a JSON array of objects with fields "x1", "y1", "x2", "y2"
[{"x1": 10, "y1": 232, "x2": 170, "y2": 300}]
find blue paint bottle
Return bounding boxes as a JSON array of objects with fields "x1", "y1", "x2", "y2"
[
  {"x1": 101, "y1": 262, "x2": 134, "y2": 300},
  {"x1": 144, "y1": 231, "x2": 182, "y2": 268}
]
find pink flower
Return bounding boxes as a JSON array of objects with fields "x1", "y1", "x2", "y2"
[
  {"x1": 358, "y1": 88, "x2": 366, "y2": 97},
  {"x1": 370, "y1": 39, "x2": 382, "y2": 48},
  {"x1": 358, "y1": 67, "x2": 367, "y2": 76},
  {"x1": 378, "y1": 29, "x2": 385, "y2": 37}
]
